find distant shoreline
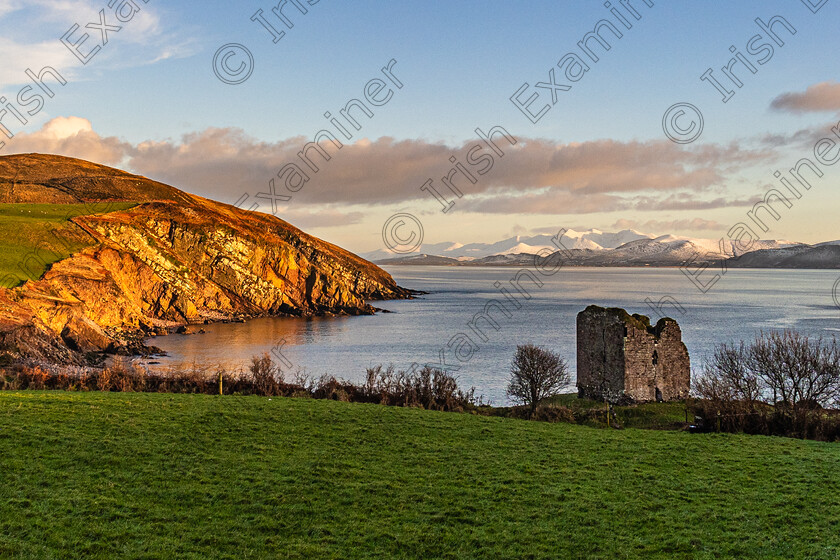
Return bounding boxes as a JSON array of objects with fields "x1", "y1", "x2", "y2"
[{"x1": 379, "y1": 261, "x2": 840, "y2": 271}]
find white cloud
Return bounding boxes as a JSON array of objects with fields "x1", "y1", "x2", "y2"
[
  {"x1": 0, "y1": 0, "x2": 23, "y2": 18},
  {"x1": 0, "y1": 36, "x2": 79, "y2": 86},
  {"x1": 2, "y1": 116, "x2": 130, "y2": 164},
  {"x1": 39, "y1": 116, "x2": 94, "y2": 139},
  {"x1": 0, "y1": 1, "x2": 196, "y2": 88}
]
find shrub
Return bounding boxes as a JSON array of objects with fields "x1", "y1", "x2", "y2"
[
  {"x1": 0, "y1": 357, "x2": 471, "y2": 414},
  {"x1": 532, "y1": 404, "x2": 576, "y2": 423},
  {"x1": 249, "y1": 353, "x2": 282, "y2": 396}
]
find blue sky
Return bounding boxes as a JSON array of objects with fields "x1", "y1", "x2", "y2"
[{"x1": 2, "y1": 0, "x2": 840, "y2": 251}]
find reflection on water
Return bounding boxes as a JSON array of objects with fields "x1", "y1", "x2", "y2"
[{"x1": 143, "y1": 266, "x2": 840, "y2": 404}]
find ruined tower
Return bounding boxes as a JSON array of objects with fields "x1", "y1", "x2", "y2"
[{"x1": 576, "y1": 305, "x2": 690, "y2": 403}]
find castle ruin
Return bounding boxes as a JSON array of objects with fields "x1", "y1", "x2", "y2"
[{"x1": 576, "y1": 305, "x2": 690, "y2": 403}]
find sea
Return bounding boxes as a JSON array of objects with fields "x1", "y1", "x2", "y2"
[{"x1": 142, "y1": 266, "x2": 840, "y2": 405}]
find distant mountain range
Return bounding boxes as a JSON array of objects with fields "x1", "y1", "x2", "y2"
[{"x1": 366, "y1": 229, "x2": 840, "y2": 269}]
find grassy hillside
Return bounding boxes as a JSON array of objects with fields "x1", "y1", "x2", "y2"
[
  {"x1": 1, "y1": 393, "x2": 838, "y2": 559},
  {"x1": 0, "y1": 202, "x2": 136, "y2": 288},
  {"x1": 0, "y1": 153, "x2": 191, "y2": 205}
]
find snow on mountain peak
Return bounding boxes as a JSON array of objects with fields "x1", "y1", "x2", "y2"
[{"x1": 361, "y1": 228, "x2": 800, "y2": 262}]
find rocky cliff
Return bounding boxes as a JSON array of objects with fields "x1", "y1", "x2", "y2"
[{"x1": 0, "y1": 154, "x2": 411, "y2": 366}]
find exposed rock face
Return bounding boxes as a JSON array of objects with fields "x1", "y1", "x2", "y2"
[
  {"x1": 0, "y1": 154, "x2": 411, "y2": 365},
  {"x1": 576, "y1": 305, "x2": 690, "y2": 403}
]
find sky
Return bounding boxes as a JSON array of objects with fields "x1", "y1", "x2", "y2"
[{"x1": 1, "y1": 0, "x2": 840, "y2": 253}]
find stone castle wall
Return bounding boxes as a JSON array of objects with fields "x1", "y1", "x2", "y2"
[
  {"x1": 650, "y1": 320, "x2": 691, "y2": 401},
  {"x1": 576, "y1": 305, "x2": 690, "y2": 402},
  {"x1": 576, "y1": 307, "x2": 627, "y2": 401}
]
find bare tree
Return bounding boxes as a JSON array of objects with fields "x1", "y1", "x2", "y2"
[
  {"x1": 696, "y1": 341, "x2": 762, "y2": 406},
  {"x1": 747, "y1": 331, "x2": 840, "y2": 410},
  {"x1": 507, "y1": 344, "x2": 571, "y2": 416},
  {"x1": 696, "y1": 331, "x2": 840, "y2": 411}
]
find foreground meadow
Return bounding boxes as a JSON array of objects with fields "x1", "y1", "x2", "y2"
[{"x1": 1, "y1": 392, "x2": 838, "y2": 559}]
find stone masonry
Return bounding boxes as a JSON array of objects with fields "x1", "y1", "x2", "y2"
[{"x1": 576, "y1": 305, "x2": 690, "y2": 403}]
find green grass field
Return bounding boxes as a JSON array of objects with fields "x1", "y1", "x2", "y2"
[
  {"x1": 1, "y1": 392, "x2": 838, "y2": 559},
  {"x1": 0, "y1": 203, "x2": 136, "y2": 288}
]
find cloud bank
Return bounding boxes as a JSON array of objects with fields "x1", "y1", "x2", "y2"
[{"x1": 2, "y1": 117, "x2": 776, "y2": 217}]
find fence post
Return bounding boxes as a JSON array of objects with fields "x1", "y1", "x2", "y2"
[
  {"x1": 219, "y1": 371, "x2": 223, "y2": 395},
  {"x1": 716, "y1": 410, "x2": 721, "y2": 432}
]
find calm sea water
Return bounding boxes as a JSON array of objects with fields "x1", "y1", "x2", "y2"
[{"x1": 143, "y1": 266, "x2": 840, "y2": 405}]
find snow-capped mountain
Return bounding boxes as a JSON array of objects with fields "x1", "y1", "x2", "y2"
[
  {"x1": 364, "y1": 229, "x2": 649, "y2": 262},
  {"x1": 363, "y1": 228, "x2": 799, "y2": 264},
  {"x1": 563, "y1": 228, "x2": 650, "y2": 250},
  {"x1": 605, "y1": 236, "x2": 801, "y2": 264}
]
